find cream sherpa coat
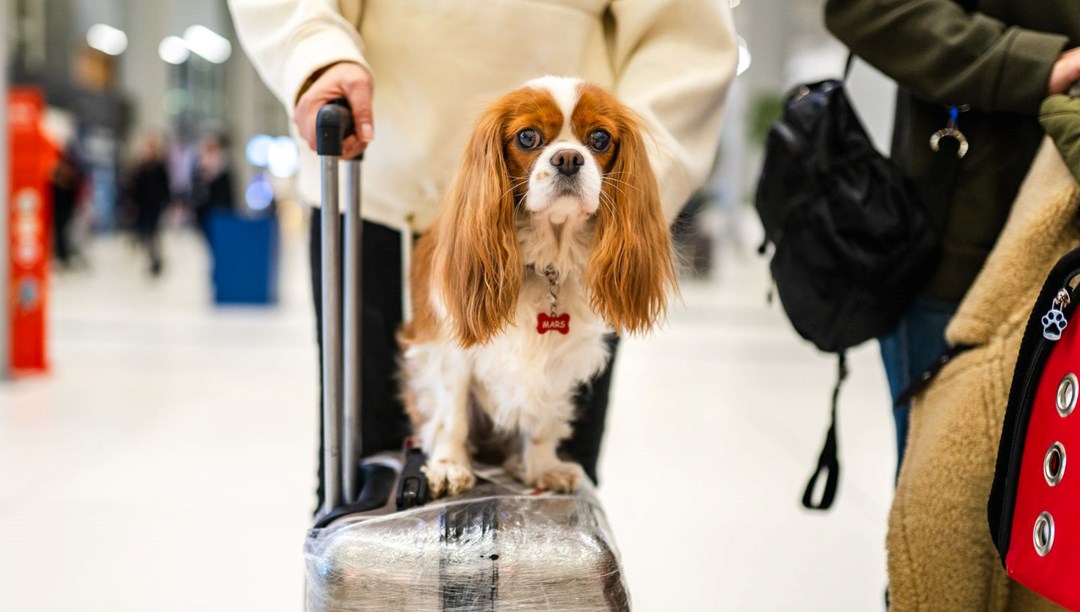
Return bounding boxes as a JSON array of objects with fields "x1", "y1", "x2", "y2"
[
  {"x1": 227, "y1": 0, "x2": 737, "y2": 230},
  {"x1": 888, "y1": 125, "x2": 1080, "y2": 610}
]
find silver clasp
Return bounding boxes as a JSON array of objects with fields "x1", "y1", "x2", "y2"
[{"x1": 930, "y1": 105, "x2": 970, "y2": 158}]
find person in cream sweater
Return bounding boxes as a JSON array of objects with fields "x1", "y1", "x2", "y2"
[{"x1": 227, "y1": 0, "x2": 738, "y2": 508}]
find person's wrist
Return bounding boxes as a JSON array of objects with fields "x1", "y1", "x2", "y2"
[{"x1": 295, "y1": 61, "x2": 368, "y2": 107}]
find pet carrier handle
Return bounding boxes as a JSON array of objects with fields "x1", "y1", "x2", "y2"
[{"x1": 317, "y1": 99, "x2": 364, "y2": 517}]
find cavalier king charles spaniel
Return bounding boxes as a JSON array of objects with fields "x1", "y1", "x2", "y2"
[{"x1": 399, "y1": 76, "x2": 675, "y2": 497}]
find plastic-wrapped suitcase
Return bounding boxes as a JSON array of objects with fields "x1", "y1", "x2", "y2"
[{"x1": 306, "y1": 101, "x2": 632, "y2": 612}]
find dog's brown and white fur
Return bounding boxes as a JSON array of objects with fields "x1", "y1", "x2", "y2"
[{"x1": 399, "y1": 76, "x2": 675, "y2": 497}]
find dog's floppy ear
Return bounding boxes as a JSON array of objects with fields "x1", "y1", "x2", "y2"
[
  {"x1": 588, "y1": 109, "x2": 676, "y2": 334},
  {"x1": 434, "y1": 103, "x2": 523, "y2": 347}
]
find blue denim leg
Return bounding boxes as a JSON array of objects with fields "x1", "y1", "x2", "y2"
[{"x1": 878, "y1": 298, "x2": 958, "y2": 475}]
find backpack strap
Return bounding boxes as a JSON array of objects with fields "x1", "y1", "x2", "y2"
[
  {"x1": 802, "y1": 352, "x2": 848, "y2": 510},
  {"x1": 894, "y1": 344, "x2": 974, "y2": 408}
]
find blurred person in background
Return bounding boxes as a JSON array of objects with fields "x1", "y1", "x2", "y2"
[
  {"x1": 50, "y1": 145, "x2": 87, "y2": 269},
  {"x1": 825, "y1": 0, "x2": 1080, "y2": 468},
  {"x1": 167, "y1": 140, "x2": 197, "y2": 216},
  {"x1": 190, "y1": 132, "x2": 236, "y2": 243},
  {"x1": 228, "y1": 0, "x2": 739, "y2": 510},
  {"x1": 128, "y1": 135, "x2": 172, "y2": 277}
]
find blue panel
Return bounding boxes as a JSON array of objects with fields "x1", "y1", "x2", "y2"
[{"x1": 208, "y1": 211, "x2": 279, "y2": 305}]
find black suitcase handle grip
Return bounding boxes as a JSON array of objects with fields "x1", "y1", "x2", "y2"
[{"x1": 316, "y1": 98, "x2": 362, "y2": 158}]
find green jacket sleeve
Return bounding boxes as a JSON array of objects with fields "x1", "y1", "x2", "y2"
[
  {"x1": 1041, "y1": 95, "x2": 1080, "y2": 183},
  {"x1": 824, "y1": 0, "x2": 1068, "y2": 115}
]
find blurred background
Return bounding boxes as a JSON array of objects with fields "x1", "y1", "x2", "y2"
[{"x1": 0, "y1": 1, "x2": 904, "y2": 610}]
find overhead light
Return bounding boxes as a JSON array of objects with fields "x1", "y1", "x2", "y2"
[
  {"x1": 737, "y1": 36, "x2": 752, "y2": 76},
  {"x1": 245, "y1": 174, "x2": 275, "y2": 211},
  {"x1": 183, "y1": 25, "x2": 232, "y2": 64},
  {"x1": 246, "y1": 134, "x2": 274, "y2": 168},
  {"x1": 267, "y1": 137, "x2": 299, "y2": 178},
  {"x1": 87, "y1": 24, "x2": 128, "y2": 56},
  {"x1": 159, "y1": 36, "x2": 190, "y2": 64}
]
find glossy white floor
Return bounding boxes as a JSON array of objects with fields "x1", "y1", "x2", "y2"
[{"x1": 0, "y1": 225, "x2": 895, "y2": 612}]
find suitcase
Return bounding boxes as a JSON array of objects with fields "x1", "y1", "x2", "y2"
[{"x1": 306, "y1": 101, "x2": 632, "y2": 612}]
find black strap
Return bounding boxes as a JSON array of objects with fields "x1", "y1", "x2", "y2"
[
  {"x1": 842, "y1": 53, "x2": 855, "y2": 81},
  {"x1": 894, "y1": 344, "x2": 974, "y2": 408},
  {"x1": 802, "y1": 353, "x2": 848, "y2": 510},
  {"x1": 921, "y1": 130, "x2": 963, "y2": 233},
  {"x1": 882, "y1": 103, "x2": 966, "y2": 404}
]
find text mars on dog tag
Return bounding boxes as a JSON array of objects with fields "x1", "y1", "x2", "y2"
[{"x1": 537, "y1": 312, "x2": 570, "y2": 335}]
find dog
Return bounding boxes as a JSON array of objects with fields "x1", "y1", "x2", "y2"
[{"x1": 399, "y1": 76, "x2": 676, "y2": 498}]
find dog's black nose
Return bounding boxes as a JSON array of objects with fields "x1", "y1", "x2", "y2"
[{"x1": 550, "y1": 149, "x2": 584, "y2": 177}]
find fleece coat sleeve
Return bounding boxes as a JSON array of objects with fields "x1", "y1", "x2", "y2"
[
  {"x1": 227, "y1": 0, "x2": 372, "y2": 114},
  {"x1": 608, "y1": 0, "x2": 739, "y2": 222}
]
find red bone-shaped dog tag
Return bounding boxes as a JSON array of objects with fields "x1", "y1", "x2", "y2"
[{"x1": 537, "y1": 313, "x2": 570, "y2": 335}]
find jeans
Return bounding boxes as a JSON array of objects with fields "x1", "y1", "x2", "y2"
[{"x1": 878, "y1": 298, "x2": 958, "y2": 474}]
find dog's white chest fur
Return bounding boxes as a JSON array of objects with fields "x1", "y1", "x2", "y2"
[
  {"x1": 401, "y1": 271, "x2": 611, "y2": 495},
  {"x1": 469, "y1": 272, "x2": 611, "y2": 434}
]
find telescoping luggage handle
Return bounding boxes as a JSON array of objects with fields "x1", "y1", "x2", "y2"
[{"x1": 316, "y1": 99, "x2": 363, "y2": 518}]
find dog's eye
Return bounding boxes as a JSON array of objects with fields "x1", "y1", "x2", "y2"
[
  {"x1": 517, "y1": 129, "x2": 541, "y2": 150},
  {"x1": 588, "y1": 130, "x2": 611, "y2": 153}
]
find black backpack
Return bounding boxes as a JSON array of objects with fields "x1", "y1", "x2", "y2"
[{"x1": 756, "y1": 65, "x2": 960, "y2": 509}]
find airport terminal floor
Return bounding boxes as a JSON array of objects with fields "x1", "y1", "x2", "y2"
[{"x1": 0, "y1": 226, "x2": 895, "y2": 611}]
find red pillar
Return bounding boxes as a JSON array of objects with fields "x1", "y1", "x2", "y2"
[{"x1": 7, "y1": 87, "x2": 53, "y2": 374}]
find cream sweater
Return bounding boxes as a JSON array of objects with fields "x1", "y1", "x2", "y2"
[{"x1": 228, "y1": 0, "x2": 738, "y2": 231}]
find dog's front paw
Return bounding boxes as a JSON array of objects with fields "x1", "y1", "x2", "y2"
[
  {"x1": 535, "y1": 461, "x2": 585, "y2": 493},
  {"x1": 422, "y1": 459, "x2": 476, "y2": 498}
]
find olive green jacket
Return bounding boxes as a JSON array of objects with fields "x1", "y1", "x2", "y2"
[{"x1": 824, "y1": 0, "x2": 1077, "y2": 301}]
